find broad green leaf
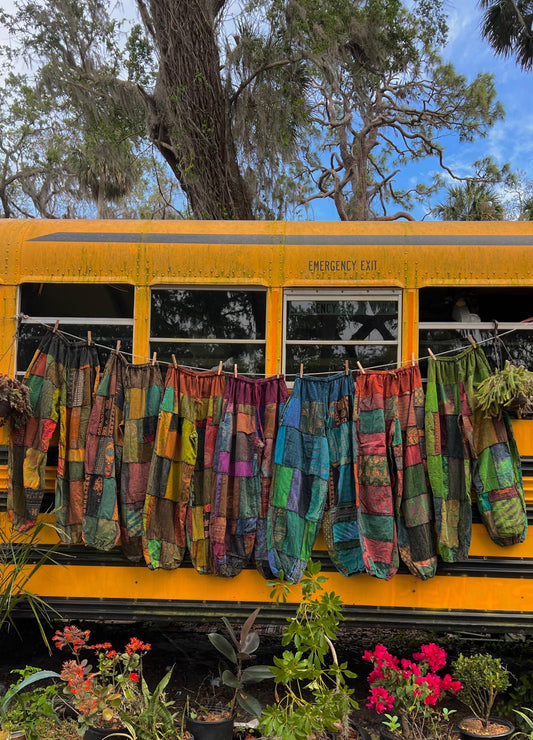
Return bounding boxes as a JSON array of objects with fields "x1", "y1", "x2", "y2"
[
  {"x1": 241, "y1": 665, "x2": 274, "y2": 683},
  {"x1": 237, "y1": 691, "x2": 262, "y2": 717},
  {"x1": 241, "y1": 631, "x2": 260, "y2": 655},
  {"x1": 1, "y1": 670, "x2": 60, "y2": 713},
  {"x1": 208, "y1": 632, "x2": 237, "y2": 663},
  {"x1": 221, "y1": 669, "x2": 241, "y2": 688}
]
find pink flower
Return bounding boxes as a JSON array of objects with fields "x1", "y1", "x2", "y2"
[
  {"x1": 441, "y1": 674, "x2": 463, "y2": 694},
  {"x1": 367, "y1": 686, "x2": 395, "y2": 714},
  {"x1": 413, "y1": 643, "x2": 447, "y2": 672}
]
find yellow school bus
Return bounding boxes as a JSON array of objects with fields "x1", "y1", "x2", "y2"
[{"x1": 1, "y1": 219, "x2": 533, "y2": 631}]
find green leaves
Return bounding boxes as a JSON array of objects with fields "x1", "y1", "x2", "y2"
[
  {"x1": 452, "y1": 653, "x2": 511, "y2": 726},
  {"x1": 259, "y1": 560, "x2": 358, "y2": 739},
  {"x1": 474, "y1": 361, "x2": 533, "y2": 418},
  {"x1": 207, "y1": 607, "x2": 272, "y2": 718},
  {"x1": 0, "y1": 670, "x2": 60, "y2": 716},
  {"x1": 208, "y1": 633, "x2": 237, "y2": 664}
]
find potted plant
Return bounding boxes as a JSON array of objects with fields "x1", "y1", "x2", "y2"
[
  {"x1": 120, "y1": 666, "x2": 192, "y2": 740},
  {"x1": 186, "y1": 608, "x2": 273, "y2": 740},
  {"x1": 474, "y1": 361, "x2": 533, "y2": 419},
  {"x1": 259, "y1": 560, "x2": 360, "y2": 740},
  {"x1": 53, "y1": 625, "x2": 154, "y2": 739},
  {"x1": 452, "y1": 653, "x2": 513, "y2": 739},
  {"x1": 0, "y1": 374, "x2": 32, "y2": 429},
  {"x1": 363, "y1": 641, "x2": 463, "y2": 740},
  {"x1": 0, "y1": 666, "x2": 60, "y2": 740}
]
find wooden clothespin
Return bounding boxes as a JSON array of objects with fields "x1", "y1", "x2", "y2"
[
  {"x1": 234, "y1": 364, "x2": 238, "y2": 378},
  {"x1": 299, "y1": 363, "x2": 304, "y2": 379},
  {"x1": 411, "y1": 352, "x2": 415, "y2": 366},
  {"x1": 345, "y1": 360, "x2": 350, "y2": 376},
  {"x1": 217, "y1": 360, "x2": 223, "y2": 375},
  {"x1": 151, "y1": 352, "x2": 157, "y2": 366},
  {"x1": 276, "y1": 364, "x2": 280, "y2": 379},
  {"x1": 357, "y1": 361, "x2": 365, "y2": 374},
  {"x1": 52, "y1": 320, "x2": 59, "y2": 333},
  {"x1": 172, "y1": 354, "x2": 178, "y2": 368},
  {"x1": 428, "y1": 347, "x2": 436, "y2": 361},
  {"x1": 468, "y1": 334, "x2": 477, "y2": 348},
  {"x1": 115, "y1": 340, "x2": 121, "y2": 352},
  {"x1": 87, "y1": 331, "x2": 92, "y2": 346}
]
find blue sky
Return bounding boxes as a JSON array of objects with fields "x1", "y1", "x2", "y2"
[
  {"x1": 435, "y1": 2, "x2": 532, "y2": 180},
  {"x1": 413, "y1": 0, "x2": 533, "y2": 219}
]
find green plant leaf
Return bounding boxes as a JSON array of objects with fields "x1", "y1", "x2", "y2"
[
  {"x1": 221, "y1": 669, "x2": 241, "y2": 688},
  {"x1": 241, "y1": 632, "x2": 260, "y2": 655},
  {"x1": 237, "y1": 691, "x2": 262, "y2": 717},
  {"x1": 221, "y1": 616, "x2": 238, "y2": 648},
  {"x1": 241, "y1": 665, "x2": 274, "y2": 683},
  {"x1": 208, "y1": 632, "x2": 237, "y2": 663},
  {"x1": 1, "y1": 670, "x2": 60, "y2": 714}
]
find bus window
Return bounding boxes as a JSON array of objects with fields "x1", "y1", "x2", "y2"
[
  {"x1": 418, "y1": 287, "x2": 533, "y2": 375},
  {"x1": 283, "y1": 289, "x2": 401, "y2": 377},
  {"x1": 18, "y1": 283, "x2": 134, "y2": 373},
  {"x1": 149, "y1": 288, "x2": 267, "y2": 374}
]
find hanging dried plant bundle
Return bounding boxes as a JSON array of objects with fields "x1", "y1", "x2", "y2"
[
  {"x1": 0, "y1": 374, "x2": 32, "y2": 428},
  {"x1": 475, "y1": 361, "x2": 533, "y2": 419}
]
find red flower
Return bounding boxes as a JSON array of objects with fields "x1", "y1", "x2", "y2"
[
  {"x1": 412, "y1": 643, "x2": 447, "y2": 672},
  {"x1": 125, "y1": 637, "x2": 151, "y2": 654},
  {"x1": 366, "y1": 686, "x2": 395, "y2": 714},
  {"x1": 129, "y1": 672, "x2": 139, "y2": 682},
  {"x1": 441, "y1": 674, "x2": 463, "y2": 695}
]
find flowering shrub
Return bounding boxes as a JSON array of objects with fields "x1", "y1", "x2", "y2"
[
  {"x1": 54, "y1": 625, "x2": 151, "y2": 732},
  {"x1": 363, "y1": 643, "x2": 463, "y2": 740}
]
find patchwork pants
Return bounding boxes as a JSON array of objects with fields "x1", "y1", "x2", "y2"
[
  {"x1": 120, "y1": 363, "x2": 163, "y2": 561},
  {"x1": 83, "y1": 353, "x2": 163, "y2": 559},
  {"x1": 8, "y1": 329, "x2": 100, "y2": 543},
  {"x1": 143, "y1": 366, "x2": 225, "y2": 573},
  {"x1": 355, "y1": 366, "x2": 437, "y2": 581},
  {"x1": 267, "y1": 372, "x2": 362, "y2": 584},
  {"x1": 210, "y1": 374, "x2": 288, "y2": 577},
  {"x1": 425, "y1": 346, "x2": 527, "y2": 562}
]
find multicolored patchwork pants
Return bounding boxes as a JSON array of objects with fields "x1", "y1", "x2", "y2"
[
  {"x1": 83, "y1": 351, "x2": 127, "y2": 551},
  {"x1": 143, "y1": 366, "x2": 225, "y2": 573},
  {"x1": 210, "y1": 374, "x2": 288, "y2": 577},
  {"x1": 120, "y1": 363, "x2": 163, "y2": 561},
  {"x1": 425, "y1": 346, "x2": 527, "y2": 562},
  {"x1": 8, "y1": 329, "x2": 100, "y2": 543},
  {"x1": 355, "y1": 366, "x2": 437, "y2": 581},
  {"x1": 83, "y1": 353, "x2": 163, "y2": 559},
  {"x1": 267, "y1": 372, "x2": 362, "y2": 584}
]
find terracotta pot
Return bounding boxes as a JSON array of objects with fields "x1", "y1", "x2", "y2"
[
  {"x1": 8, "y1": 732, "x2": 27, "y2": 740},
  {"x1": 458, "y1": 716, "x2": 515, "y2": 740}
]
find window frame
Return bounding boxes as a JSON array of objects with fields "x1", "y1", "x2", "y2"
[
  {"x1": 282, "y1": 287, "x2": 402, "y2": 377},
  {"x1": 148, "y1": 285, "x2": 268, "y2": 373},
  {"x1": 16, "y1": 283, "x2": 135, "y2": 376}
]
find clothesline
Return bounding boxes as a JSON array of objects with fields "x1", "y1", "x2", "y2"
[{"x1": 14, "y1": 312, "x2": 531, "y2": 376}]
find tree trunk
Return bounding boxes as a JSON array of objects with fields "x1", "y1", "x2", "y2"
[{"x1": 141, "y1": 0, "x2": 254, "y2": 220}]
